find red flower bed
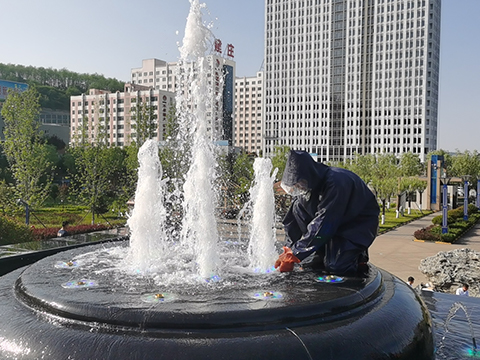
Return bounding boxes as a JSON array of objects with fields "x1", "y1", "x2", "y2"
[{"x1": 413, "y1": 225, "x2": 441, "y2": 242}]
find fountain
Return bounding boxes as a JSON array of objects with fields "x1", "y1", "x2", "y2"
[
  {"x1": 0, "y1": 1, "x2": 435, "y2": 359},
  {"x1": 421, "y1": 290, "x2": 480, "y2": 359}
]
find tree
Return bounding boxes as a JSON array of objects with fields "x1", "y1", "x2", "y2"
[
  {"x1": 159, "y1": 104, "x2": 190, "y2": 188},
  {"x1": 428, "y1": 149, "x2": 453, "y2": 171},
  {"x1": 270, "y1": 145, "x2": 291, "y2": 181},
  {"x1": 131, "y1": 99, "x2": 157, "y2": 147},
  {"x1": 449, "y1": 150, "x2": 480, "y2": 182},
  {"x1": 0, "y1": 144, "x2": 14, "y2": 184},
  {"x1": 449, "y1": 150, "x2": 480, "y2": 204},
  {"x1": 399, "y1": 152, "x2": 423, "y2": 177},
  {"x1": 1, "y1": 86, "x2": 54, "y2": 207},
  {"x1": 369, "y1": 154, "x2": 399, "y2": 224},
  {"x1": 393, "y1": 152, "x2": 423, "y2": 217},
  {"x1": 216, "y1": 150, "x2": 254, "y2": 214},
  {"x1": 70, "y1": 109, "x2": 118, "y2": 224},
  {"x1": 0, "y1": 180, "x2": 15, "y2": 214},
  {"x1": 402, "y1": 177, "x2": 428, "y2": 214},
  {"x1": 349, "y1": 153, "x2": 376, "y2": 185}
]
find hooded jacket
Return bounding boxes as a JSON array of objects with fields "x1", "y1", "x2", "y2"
[{"x1": 282, "y1": 150, "x2": 379, "y2": 261}]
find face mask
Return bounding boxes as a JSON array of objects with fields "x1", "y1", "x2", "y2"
[{"x1": 301, "y1": 191, "x2": 311, "y2": 201}]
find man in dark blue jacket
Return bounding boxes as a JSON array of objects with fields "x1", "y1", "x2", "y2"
[{"x1": 275, "y1": 150, "x2": 379, "y2": 275}]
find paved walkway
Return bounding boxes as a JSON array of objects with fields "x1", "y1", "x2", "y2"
[{"x1": 369, "y1": 211, "x2": 480, "y2": 286}]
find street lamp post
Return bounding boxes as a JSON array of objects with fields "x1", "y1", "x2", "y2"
[
  {"x1": 17, "y1": 199, "x2": 30, "y2": 225},
  {"x1": 441, "y1": 173, "x2": 451, "y2": 234},
  {"x1": 463, "y1": 176, "x2": 470, "y2": 221},
  {"x1": 477, "y1": 179, "x2": 480, "y2": 210}
]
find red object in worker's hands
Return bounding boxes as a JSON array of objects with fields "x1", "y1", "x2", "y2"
[{"x1": 274, "y1": 246, "x2": 301, "y2": 272}]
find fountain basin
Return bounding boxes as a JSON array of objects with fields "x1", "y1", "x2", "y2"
[{"x1": 0, "y1": 241, "x2": 434, "y2": 359}]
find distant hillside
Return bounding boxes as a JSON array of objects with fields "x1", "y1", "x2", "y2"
[{"x1": 0, "y1": 63, "x2": 125, "y2": 111}]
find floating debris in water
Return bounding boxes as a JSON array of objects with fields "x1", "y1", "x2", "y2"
[
  {"x1": 61, "y1": 279, "x2": 97, "y2": 289},
  {"x1": 54, "y1": 260, "x2": 79, "y2": 269},
  {"x1": 205, "y1": 275, "x2": 221, "y2": 283},
  {"x1": 253, "y1": 266, "x2": 276, "y2": 274},
  {"x1": 465, "y1": 347, "x2": 480, "y2": 358},
  {"x1": 316, "y1": 275, "x2": 344, "y2": 283},
  {"x1": 141, "y1": 293, "x2": 176, "y2": 303},
  {"x1": 252, "y1": 291, "x2": 283, "y2": 300}
]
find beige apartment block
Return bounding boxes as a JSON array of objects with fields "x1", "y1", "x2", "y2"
[{"x1": 70, "y1": 85, "x2": 175, "y2": 147}]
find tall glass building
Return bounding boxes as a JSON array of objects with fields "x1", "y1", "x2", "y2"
[{"x1": 263, "y1": 0, "x2": 441, "y2": 162}]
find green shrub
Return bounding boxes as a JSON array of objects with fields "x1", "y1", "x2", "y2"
[
  {"x1": 432, "y1": 213, "x2": 458, "y2": 225},
  {"x1": 439, "y1": 232, "x2": 457, "y2": 243},
  {"x1": 0, "y1": 217, "x2": 33, "y2": 245},
  {"x1": 431, "y1": 205, "x2": 478, "y2": 225},
  {"x1": 468, "y1": 204, "x2": 479, "y2": 215},
  {"x1": 416, "y1": 211, "x2": 480, "y2": 243}
]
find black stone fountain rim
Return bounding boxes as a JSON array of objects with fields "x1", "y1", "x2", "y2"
[{"x1": 14, "y1": 244, "x2": 385, "y2": 331}]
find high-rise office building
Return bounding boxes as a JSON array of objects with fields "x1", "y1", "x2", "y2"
[{"x1": 264, "y1": 0, "x2": 441, "y2": 162}]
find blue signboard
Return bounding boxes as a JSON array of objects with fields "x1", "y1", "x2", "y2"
[
  {"x1": 0, "y1": 80, "x2": 28, "y2": 100},
  {"x1": 222, "y1": 64, "x2": 234, "y2": 144}
]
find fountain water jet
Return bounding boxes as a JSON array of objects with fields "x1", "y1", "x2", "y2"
[
  {"x1": 245, "y1": 158, "x2": 278, "y2": 272},
  {"x1": 436, "y1": 301, "x2": 478, "y2": 358},
  {"x1": 125, "y1": 139, "x2": 168, "y2": 273},
  {"x1": 0, "y1": 1, "x2": 436, "y2": 358},
  {"x1": 177, "y1": 0, "x2": 220, "y2": 278}
]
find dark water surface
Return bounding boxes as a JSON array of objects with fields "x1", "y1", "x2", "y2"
[{"x1": 421, "y1": 290, "x2": 480, "y2": 359}]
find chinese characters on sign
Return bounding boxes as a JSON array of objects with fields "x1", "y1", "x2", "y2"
[
  {"x1": 214, "y1": 39, "x2": 222, "y2": 54},
  {"x1": 227, "y1": 44, "x2": 234, "y2": 58},
  {"x1": 214, "y1": 38, "x2": 234, "y2": 58}
]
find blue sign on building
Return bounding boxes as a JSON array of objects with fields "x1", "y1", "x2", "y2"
[
  {"x1": 222, "y1": 65, "x2": 234, "y2": 145},
  {"x1": 0, "y1": 80, "x2": 28, "y2": 100}
]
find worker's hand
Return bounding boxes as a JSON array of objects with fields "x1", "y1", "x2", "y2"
[{"x1": 274, "y1": 246, "x2": 301, "y2": 272}]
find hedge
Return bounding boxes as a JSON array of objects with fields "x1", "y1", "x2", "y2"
[
  {"x1": 31, "y1": 224, "x2": 112, "y2": 241},
  {"x1": 432, "y1": 204, "x2": 479, "y2": 225},
  {"x1": 415, "y1": 206, "x2": 480, "y2": 243},
  {"x1": 0, "y1": 217, "x2": 34, "y2": 245}
]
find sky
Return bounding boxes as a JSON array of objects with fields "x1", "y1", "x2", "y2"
[{"x1": 0, "y1": 0, "x2": 478, "y2": 153}]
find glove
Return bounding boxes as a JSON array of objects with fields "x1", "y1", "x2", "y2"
[{"x1": 274, "y1": 246, "x2": 301, "y2": 272}]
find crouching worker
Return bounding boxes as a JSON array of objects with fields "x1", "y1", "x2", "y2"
[{"x1": 275, "y1": 150, "x2": 379, "y2": 275}]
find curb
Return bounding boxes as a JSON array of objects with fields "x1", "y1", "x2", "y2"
[{"x1": 413, "y1": 239, "x2": 452, "y2": 245}]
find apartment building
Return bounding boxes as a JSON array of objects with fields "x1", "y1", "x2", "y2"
[
  {"x1": 70, "y1": 84, "x2": 175, "y2": 147},
  {"x1": 234, "y1": 72, "x2": 264, "y2": 155},
  {"x1": 131, "y1": 59, "x2": 177, "y2": 92},
  {"x1": 264, "y1": 0, "x2": 441, "y2": 162},
  {"x1": 131, "y1": 55, "x2": 236, "y2": 144}
]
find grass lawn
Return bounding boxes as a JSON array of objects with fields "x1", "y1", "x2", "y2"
[{"x1": 378, "y1": 209, "x2": 433, "y2": 234}]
